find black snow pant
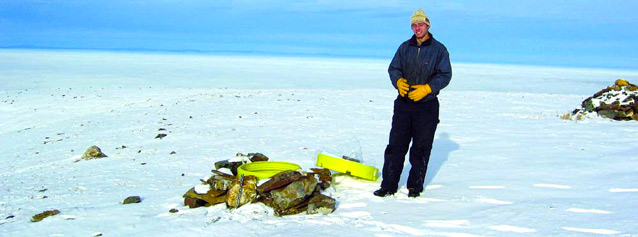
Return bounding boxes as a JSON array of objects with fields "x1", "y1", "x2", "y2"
[{"x1": 381, "y1": 96, "x2": 439, "y2": 193}]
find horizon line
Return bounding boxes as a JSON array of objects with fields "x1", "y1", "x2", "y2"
[{"x1": 2, "y1": 46, "x2": 636, "y2": 72}]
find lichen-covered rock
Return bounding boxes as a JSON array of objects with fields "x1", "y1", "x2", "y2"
[
  {"x1": 31, "y1": 209, "x2": 60, "y2": 222},
  {"x1": 266, "y1": 175, "x2": 317, "y2": 211},
  {"x1": 81, "y1": 146, "x2": 107, "y2": 160},
  {"x1": 307, "y1": 194, "x2": 336, "y2": 215},
  {"x1": 226, "y1": 175, "x2": 258, "y2": 208},
  {"x1": 122, "y1": 196, "x2": 142, "y2": 204},
  {"x1": 257, "y1": 170, "x2": 303, "y2": 194}
]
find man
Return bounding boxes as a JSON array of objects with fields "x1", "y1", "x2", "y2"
[{"x1": 374, "y1": 8, "x2": 452, "y2": 198}]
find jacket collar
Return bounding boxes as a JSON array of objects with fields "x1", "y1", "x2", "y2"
[{"x1": 408, "y1": 33, "x2": 434, "y2": 46}]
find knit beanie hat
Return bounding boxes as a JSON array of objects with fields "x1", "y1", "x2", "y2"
[{"x1": 411, "y1": 8, "x2": 430, "y2": 27}]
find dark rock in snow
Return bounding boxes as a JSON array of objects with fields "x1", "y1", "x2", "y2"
[
  {"x1": 122, "y1": 196, "x2": 142, "y2": 204},
  {"x1": 169, "y1": 208, "x2": 179, "y2": 213},
  {"x1": 155, "y1": 133, "x2": 167, "y2": 139},
  {"x1": 31, "y1": 209, "x2": 60, "y2": 222}
]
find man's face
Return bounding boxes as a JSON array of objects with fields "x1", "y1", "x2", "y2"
[{"x1": 411, "y1": 22, "x2": 429, "y2": 39}]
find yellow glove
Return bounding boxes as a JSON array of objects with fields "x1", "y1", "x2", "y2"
[
  {"x1": 396, "y1": 78, "x2": 409, "y2": 97},
  {"x1": 408, "y1": 84, "x2": 432, "y2": 101}
]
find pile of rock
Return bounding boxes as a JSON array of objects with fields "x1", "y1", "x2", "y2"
[
  {"x1": 183, "y1": 154, "x2": 336, "y2": 216},
  {"x1": 568, "y1": 79, "x2": 638, "y2": 121}
]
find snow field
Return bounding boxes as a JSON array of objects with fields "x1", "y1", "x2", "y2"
[{"x1": 1, "y1": 51, "x2": 638, "y2": 236}]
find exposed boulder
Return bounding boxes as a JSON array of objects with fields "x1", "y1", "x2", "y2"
[
  {"x1": 567, "y1": 79, "x2": 638, "y2": 121},
  {"x1": 81, "y1": 146, "x2": 107, "y2": 160}
]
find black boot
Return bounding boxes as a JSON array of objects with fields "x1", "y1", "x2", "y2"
[
  {"x1": 407, "y1": 188, "x2": 420, "y2": 198},
  {"x1": 373, "y1": 188, "x2": 396, "y2": 197}
]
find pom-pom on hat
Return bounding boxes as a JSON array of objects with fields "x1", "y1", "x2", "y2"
[{"x1": 411, "y1": 8, "x2": 430, "y2": 26}]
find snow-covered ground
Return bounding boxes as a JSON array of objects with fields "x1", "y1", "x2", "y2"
[{"x1": 1, "y1": 50, "x2": 638, "y2": 236}]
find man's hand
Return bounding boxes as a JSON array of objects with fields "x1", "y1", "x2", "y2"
[
  {"x1": 397, "y1": 78, "x2": 409, "y2": 97},
  {"x1": 408, "y1": 84, "x2": 432, "y2": 101}
]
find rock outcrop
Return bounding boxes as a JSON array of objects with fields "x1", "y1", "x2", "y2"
[{"x1": 568, "y1": 79, "x2": 638, "y2": 121}]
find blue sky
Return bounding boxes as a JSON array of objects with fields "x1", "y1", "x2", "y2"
[{"x1": 1, "y1": 0, "x2": 637, "y2": 69}]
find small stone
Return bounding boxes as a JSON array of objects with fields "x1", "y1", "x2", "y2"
[
  {"x1": 155, "y1": 133, "x2": 167, "y2": 139},
  {"x1": 31, "y1": 209, "x2": 60, "y2": 222},
  {"x1": 122, "y1": 196, "x2": 142, "y2": 204},
  {"x1": 81, "y1": 146, "x2": 108, "y2": 160},
  {"x1": 170, "y1": 151, "x2": 176, "y2": 155},
  {"x1": 169, "y1": 208, "x2": 179, "y2": 213}
]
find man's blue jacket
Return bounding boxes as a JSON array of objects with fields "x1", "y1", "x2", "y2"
[{"x1": 388, "y1": 33, "x2": 452, "y2": 102}]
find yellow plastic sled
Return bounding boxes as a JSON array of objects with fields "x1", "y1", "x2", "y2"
[
  {"x1": 316, "y1": 153, "x2": 378, "y2": 181},
  {"x1": 237, "y1": 161, "x2": 301, "y2": 180}
]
